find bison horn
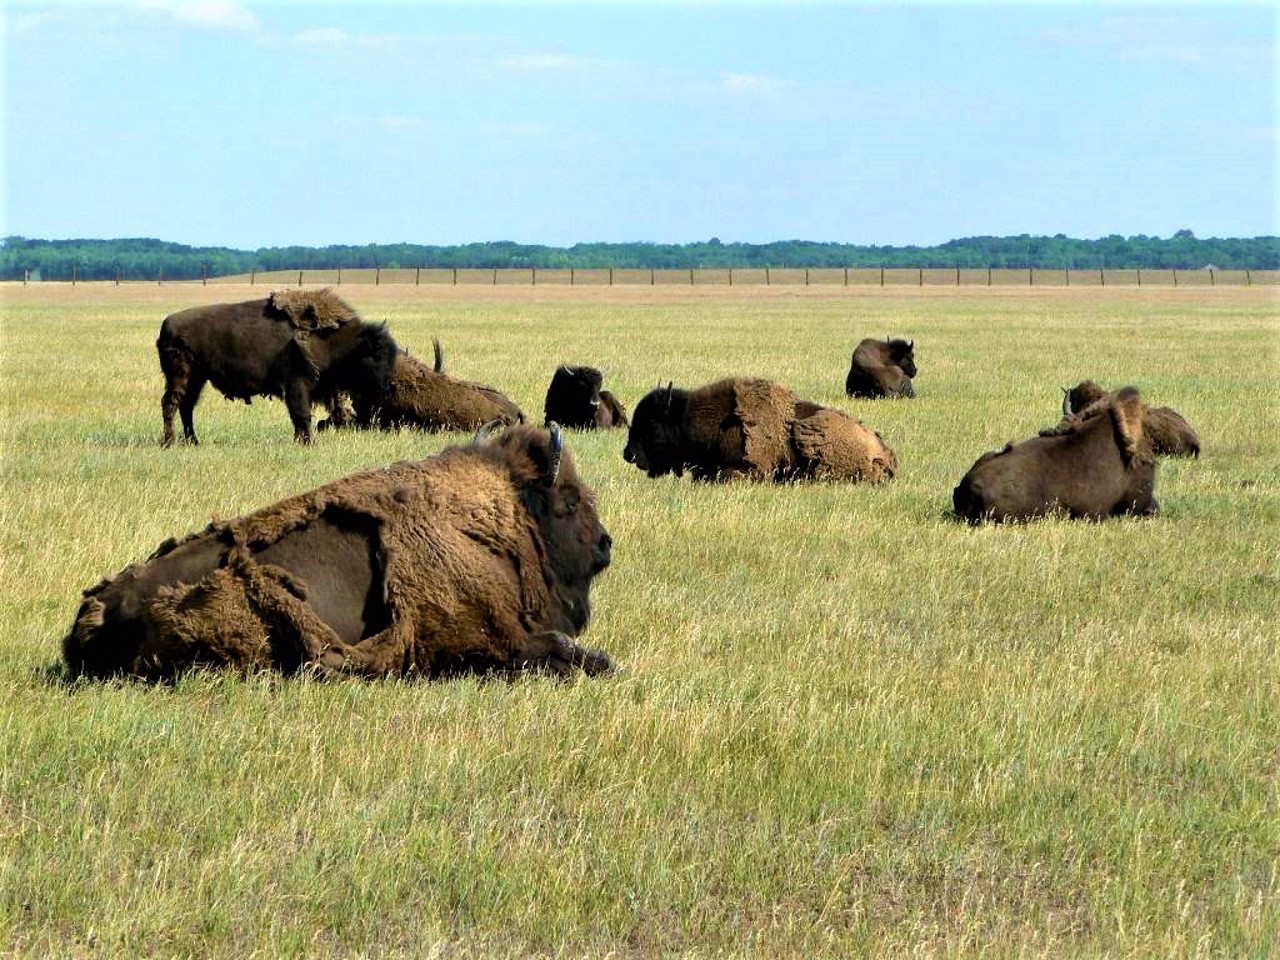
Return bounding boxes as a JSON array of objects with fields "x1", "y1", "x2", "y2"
[
  {"x1": 663, "y1": 381, "x2": 673, "y2": 410},
  {"x1": 474, "y1": 419, "x2": 505, "y2": 443},
  {"x1": 907, "y1": 339, "x2": 913, "y2": 349},
  {"x1": 548, "y1": 422, "x2": 563, "y2": 481},
  {"x1": 432, "y1": 337, "x2": 444, "y2": 373},
  {"x1": 1061, "y1": 387, "x2": 1073, "y2": 417}
]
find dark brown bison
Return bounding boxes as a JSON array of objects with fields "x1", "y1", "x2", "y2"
[
  {"x1": 622, "y1": 378, "x2": 897, "y2": 483},
  {"x1": 845, "y1": 337, "x2": 916, "y2": 398},
  {"x1": 323, "y1": 339, "x2": 525, "y2": 432},
  {"x1": 953, "y1": 386, "x2": 1159, "y2": 523},
  {"x1": 543, "y1": 365, "x2": 629, "y2": 430},
  {"x1": 1061, "y1": 380, "x2": 1200, "y2": 457},
  {"x1": 63, "y1": 424, "x2": 613, "y2": 680},
  {"x1": 157, "y1": 289, "x2": 397, "y2": 446}
]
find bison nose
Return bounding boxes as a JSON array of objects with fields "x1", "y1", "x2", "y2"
[
  {"x1": 594, "y1": 529, "x2": 613, "y2": 570},
  {"x1": 622, "y1": 445, "x2": 634, "y2": 463}
]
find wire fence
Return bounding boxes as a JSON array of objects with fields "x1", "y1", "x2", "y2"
[{"x1": 18, "y1": 266, "x2": 1280, "y2": 288}]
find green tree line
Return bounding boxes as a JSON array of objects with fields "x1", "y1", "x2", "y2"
[{"x1": 3, "y1": 231, "x2": 1277, "y2": 282}]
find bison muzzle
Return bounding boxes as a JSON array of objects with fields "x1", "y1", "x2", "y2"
[{"x1": 63, "y1": 424, "x2": 614, "y2": 680}]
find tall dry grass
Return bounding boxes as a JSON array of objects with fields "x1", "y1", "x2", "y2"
[{"x1": 0, "y1": 282, "x2": 1277, "y2": 957}]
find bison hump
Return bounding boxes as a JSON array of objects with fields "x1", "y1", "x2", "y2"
[{"x1": 268, "y1": 288, "x2": 360, "y2": 332}]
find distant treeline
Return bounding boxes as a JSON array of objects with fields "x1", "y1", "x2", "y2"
[{"x1": 4, "y1": 232, "x2": 1277, "y2": 282}]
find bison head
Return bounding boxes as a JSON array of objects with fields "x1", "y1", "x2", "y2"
[
  {"x1": 480, "y1": 423, "x2": 611, "y2": 633},
  {"x1": 888, "y1": 338, "x2": 917, "y2": 378},
  {"x1": 622, "y1": 382, "x2": 689, "y2": 478},
  {"x1": 317, "y1": 322, "x2": 399, "y2": 411},
  {"x1": 544, "y1": 365, "x2": 606, "y2": 428},
  {"x1": 1062, "y1": 379, "x2": 1108, "y2": 418}
]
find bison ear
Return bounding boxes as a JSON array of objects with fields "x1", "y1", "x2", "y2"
[
  {"x1": 906, "y1": 339, "x2": 913, "y2": 350},
  {"x1": 663, "y1": 381, "x2": 674, "y2": 411}
]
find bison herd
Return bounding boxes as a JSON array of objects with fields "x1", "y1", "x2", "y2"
[{"x1": 63, "y1": 289, "x2": 1202, "y2": 681}]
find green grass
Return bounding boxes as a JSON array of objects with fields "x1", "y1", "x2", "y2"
[{"x1": 1, "y1": 282, "x2": 1277, "y2": 957}]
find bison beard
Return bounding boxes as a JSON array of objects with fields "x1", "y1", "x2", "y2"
[
  {"x1": 157, "y1": 289, "x2": 397, "y2": 445},
  {"x1": 953, "y1": 386, "x2": 1159, "y2": 523},
  {"x1": 622, "y1": 378, "x2": 897, "y2": 483},
  {"x1": 63, "y1": 425, "x2": 614, "y2": 680}
]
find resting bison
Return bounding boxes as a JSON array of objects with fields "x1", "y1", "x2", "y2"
[
  {"x1": 1061, "y1": 380, "x2": 1200, "y2": 457},
  {"x1": 622, "y1": 378, "x2": 896, "y2": 483},
  {"x1": 157, "y1": 289, "x2": 397, "y2": 445},
  {"x1": 953, "y1": 386, "x2": 1158, "y2": 523},
  {"x1": 63, "y1": 424, "x2": 614, "y2": 680},
  {"x1": 543, "y1": 365, "x2": 629, "y2": 429},
  {"x1": 845, "y1": 337, "x2": 916, "y2": 398},
  {"x1": 324, "y1": 339, "x2": 525, "y2": 432}
]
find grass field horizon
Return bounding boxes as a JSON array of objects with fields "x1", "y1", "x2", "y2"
[{"x1": 1, "y1": 282, "x2": 1276, "y2": 957}]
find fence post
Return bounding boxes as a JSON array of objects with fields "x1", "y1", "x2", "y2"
[
  {"x1": 1028, "y1": 268, "x2": 1033, "y2": 286},
  {"x1": 729, "y1": 268, "x2": 733, "y2": 287},
  {"x1": 956, "y1": 267, "x2": 961, "y2": 286},
  {"x1": 610, "y1": 267, "x2": 614, "y2": 286},
  {"x1": 298, "y1": 270, "x2": 303, "y2": 287},
  {"x1": 376, "y1": 267, "x2": 381, "y2": 285},
  {"x1": 881, "y1": 267, "x2": 885, "y2": 287},
  {"x1": 251, "y1": 270, "x2": 256, "y2": 285},
  {"x1": 690, "y1": 268, "x2": 695, "y2": 285},
  {"x1": 918, "y1": 268, "x2": 923, "y2": 287},
  {"x1": 202, "y1": 264, "x2": 207, "y2": 286},
  {"x1": 158, "y1": 266, "x2": 163, "y2": 286},
  {"x1": 72, "y1": 264, "x2": 77, "y2": 286},
  {"x1": 493, "y1": 269, "x2": 498, "y2": 286},
  {"x1": 805, "y1": 268, "x2": 810, "y2": 286},
  {"x1": 337, "y1": 268, "x2": 342, "y2": 285},
  {"x1": 1210, "y1": 269, "x2": 1216, "y2": 287},
  {"x1": 1247, "y1": 270, "x2": 1252, "y2": 285},
  {"x1": 531, "y1": 267, "x2": 536, "y2": 286},
  {"x1": 416, "y1": 266, "x2": 421, "y2": 286},
  {"x1": 453, "y1": 268, "x2": 457, "y2": 285},
  {"x1": 1099, "y1": 268, "x2": 1104, "y2": 287},
  {"x1": 987, "y1": 267, "x2": 992, "y2": 287},
  {"x1": 24, "y1": 269, "x2": 29, "y2": 285},
  {"x1": 115, "y1": 266, "x2": 121, "y2": 286},
  {"x1": 1137, "y1": 269, "x2": 1141, "y2": 287},
  {"x1": 1173, "y1": 269, "x2": 1178, "y2": 288},
  {"x1": 571, "y1": 268, "x2": 576, "y2": 286},
  {"x1": 766, "y1": 267, "x2": 771, "y2": 286},
  {"x1": 844, "y1": 267, "x2": 849, "y2": 286},
  {"x1": 651, "y1": 269, "x2": 655, "y2": 286}
]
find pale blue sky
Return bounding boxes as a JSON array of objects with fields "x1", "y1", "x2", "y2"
[{"x1": 3, "y1": 1, "x2": 1276, "y2": 248}]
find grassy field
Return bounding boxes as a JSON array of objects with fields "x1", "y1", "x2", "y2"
[{"x1": 1, "y1": 282, "x2": 1277, "y2": 958}]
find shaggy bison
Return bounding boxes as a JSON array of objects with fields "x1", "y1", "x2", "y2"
[
  {"x1": 845, "y1": 337, "x2": 916, "y2": 398},
  {"x1": 953, "y1": 386, "x2": 1159, "y2": 523},
  {"x1": 157, "y1": 289, "x2": 397, "y2": 445},
  {"x1": 622, "y1": 378, "x2": 897, "y2": 483},
  {"x1": 543, "y1": 365, "x2": 629, "y2": 430},
  {"x1": 324, "y1": 339, "x2": 525, "y2": 432},
  {"x1": 1061, "y1": 380, "x2": 1200, "y2": 457},
  {"x1": 63, "y1": 424, "x2": 614, "y2": 680}
]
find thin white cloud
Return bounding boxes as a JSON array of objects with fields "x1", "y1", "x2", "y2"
[
  {"x1": 720, "y1": 71, "x2": 786, "y2": 94},
  {"x1": 495, "y1": 53, "x2": 615, "y2": 72},
  {"x1": 137, "y1": 0, "x2": 260, "y2": 33}
]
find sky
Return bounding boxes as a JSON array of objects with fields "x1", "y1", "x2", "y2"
[{"x1": 2, "y1": 1, "x2": 1276, "y2": 249}]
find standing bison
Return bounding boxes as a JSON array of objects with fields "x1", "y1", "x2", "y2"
[
  {"x1": 622, "y1": 378, "x2": 896, "y2": 483},
  {"x1": 543, "y1": 365, "x2": 629, "y2": 430},
  {"x1": 845, "y1": 337, "x2": 916, "y2": 398},
  {"x1": 1061, "y1": 380, "x2": 1200, "y2": 457},
  {"x1": 63, "y1": 424, "x2": 614, "y2": 680},
  {"x1": 324, "y1": 339, "x2": 525, "y2": 432},
  {"x1": 157, "y1": 289, "x2": 397, "y2": 445},
  {"x1": 953, "y1": 386, "x2": 1158, "y2": 523}
]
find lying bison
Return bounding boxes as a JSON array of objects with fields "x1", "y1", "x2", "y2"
[
  {"x1": 953, "y1": 386, "x2": 1158, "y2": 523},
  {"x1": 846, "y1": 337, "x2": 916, "y2": 398},
  {"x1": 543, "y1": 365, "x2": 629, "y2": 430},
  {"x1": 323, "y1": 339, "x2": 525, "y2": 432},
  {"x1": 1061, "y1": 380, "x2": 1200, "y2": 457},
  {"x1": 157, "y1": 289, "x2": 397, "y2": 445},
  {"x1": 63, "y1": 424, "x2": 614, "y2": 680},
  {"x1": 622, "y1": 378, "x2": 897, "y2": 483}
]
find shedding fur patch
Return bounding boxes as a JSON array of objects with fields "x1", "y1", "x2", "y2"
[{"x1": 268, "y1": 288, "x2": 360, "y2": 331}]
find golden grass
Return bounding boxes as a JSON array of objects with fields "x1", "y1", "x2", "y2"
[{"x1": 0, "y1": 281, "x2": 1277, "y2": 958}]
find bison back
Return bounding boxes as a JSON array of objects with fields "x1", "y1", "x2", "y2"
[{"x1": 791, "y1": 407, "x2": 897, "y2": 482}]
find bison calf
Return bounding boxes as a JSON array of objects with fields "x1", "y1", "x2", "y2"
[
  {"x1": 64, "y1": 425, "x2": 614, "y2": 680},
  {"x1": 845, "y1": 337, "x2": 916, "y2": 399},
  {"x1": 953, "y1": 386, "x2": 1159, "y2": 523},
  {"x1": 543, "y1": 365, "x2": 629, "y2": 430},
  {"x1": 157, "y1": 289, "x2": 397, "y2": 445},
  {"x1": 1060, "y1": 380, "x2": 1200, "y2": 457},
  {"x1": 623, "y1": 377, "x2": 896, "y2": 483}
]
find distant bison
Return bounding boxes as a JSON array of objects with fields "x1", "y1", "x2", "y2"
[
  {"x1": 845, "y1": 337, "x2": 916, "y2": 398},
  {"x1": 324, "y1": 338, "x2": 525, "y2": 432},
  {"x1": 953, "y1": 386, "x2": 1158, "y2": 523},
  {"x1": 543, "y1": 365, "x2": 629, "y2": 430},
  {"x1": 157, "y1": 289, "x2": 397, "y2": 445},
  {"x1": 63, "y1": 425, "x2": 614, "y2": 680},
  {"x1": 622, "y1": 378, "x2": 896, "y2": 483},
  {"x1": 1061, "y1": 380, "x2": 1200, "y2": 457}
]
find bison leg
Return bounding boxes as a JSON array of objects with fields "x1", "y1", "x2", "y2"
[
  {"x1": 284, "y1": 377, "x2": 315, "y2": 444},
  {"x1": 510, "y1": 631, "x2": 614, "y2": 677},
  {"x1": 159, "y1": 347, "x2": 205, "y2": 446}
]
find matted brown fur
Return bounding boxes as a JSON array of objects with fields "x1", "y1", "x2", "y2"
[
  {"x1": 623, "y1": 377, "x2": 897, "y2": 483},
  {"x1": 267, "y1": 288, "x2": 360, "y2": 331},
  {"x1": 954, "y1": 386, "x2": 1158, "y2": 523},
  {"x1": 63, "y1": 426, "x2": 612, "y2": 680},
  {"x1": 1060, "y1": 380, "x2": 1200, "y2": 457},
  {"x1": 372, "y1": 351, "x2": 525, "y2": 430}
]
